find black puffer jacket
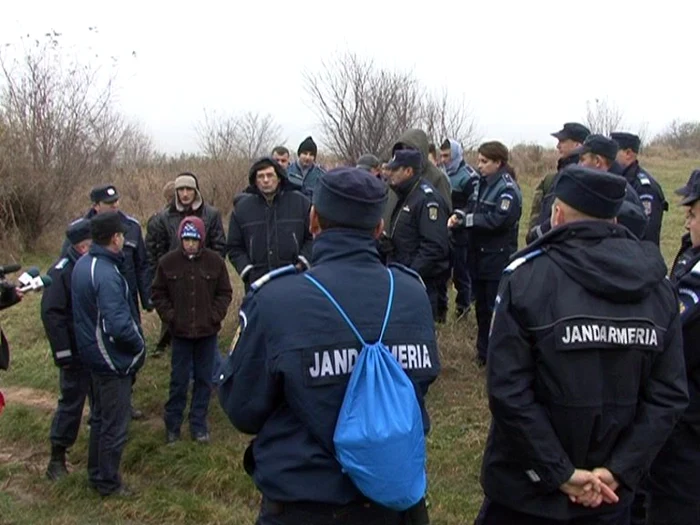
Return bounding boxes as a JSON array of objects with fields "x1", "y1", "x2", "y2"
[{"x1": 226, "y1": 157, "x2": 313, "y2": 289}]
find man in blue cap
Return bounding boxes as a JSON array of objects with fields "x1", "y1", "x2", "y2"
[
  {"x1": 42, "y1": 218, "x2": 93, "y2": 481},
  {"x1": 644, "y1": 168, "x2": 700, "y2": 525},
  {"x1": 218, "y1": 167, "x2": 439, "y2": 524},
  {"x1": 611, "y1": 131, "x2": 668, "y2": 247},
  {"x1": 380, "y1": 149, "x2": 451, "y2": 322},
  {"x1": 527, "y1": 135, "x2": 649, "y2": 243},
  {"x1": 475, "y1": 165, "x2": 688, "y2": 524}
]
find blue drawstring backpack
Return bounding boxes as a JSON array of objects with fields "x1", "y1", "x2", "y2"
[{"x1": 304, "y1": 269, "x2": 426, "y2": 511}]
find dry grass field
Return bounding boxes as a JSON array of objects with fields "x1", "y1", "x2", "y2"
[{"x1": 0, "y1": 154, "x2": 697, "y2": 524}]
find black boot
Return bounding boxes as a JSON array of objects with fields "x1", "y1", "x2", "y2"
[{"x1": 46, "y1": 445, "x2": 68, "y2": 481}]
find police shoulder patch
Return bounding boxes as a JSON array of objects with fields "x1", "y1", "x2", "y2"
[
  {"x1": 420, "y1": 184, "x2": 434, "y2": 195},
  {"x1": 388, "y1": 263, "x2": 426, "y2": 288},
  {"x1": 692, "y1": 260, "x2": 700, "y2": 276},
  {"x1": 427, "y1": 202, "x2": 439, "y2": 221},
  {"x1": 499, "y1": 193, "x2": 513, "y2": 211},
  {"x1": 503, "y1": 248, "x2": 544, "y2": 275},
  {"x1": 54, "y1": 257, "x2": 70, "y2": 270},
  {"x1": 249, "y1": 264, "x2": 297, "y2": 293}
]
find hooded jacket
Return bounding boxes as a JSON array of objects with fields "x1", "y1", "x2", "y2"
[
  {"x1": 481, "y1": 221, "x2": 688, "y2": 521},
  {"x1": 151, "y1": 216, "x2": 233, "y2": 339},
  {"x1": 145, "y1": 172, "x2": 227, "y2": 278},
  {"x1": 382, "y1": 130, "x2": 453, "y2": 227},
  {"x1": 72, "y1": 243, "x2": 145, "y2": 376},
  {"x1": 227, "y1": 157, "x2": 313, "y2": 289}
]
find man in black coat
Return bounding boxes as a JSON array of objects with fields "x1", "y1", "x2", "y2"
[
  {"x1": 42, "y1": 218, "x2": 93, "y2": 481},
  {"x1": 226, "y1": 157, "x2": 313, "y2": 291}
]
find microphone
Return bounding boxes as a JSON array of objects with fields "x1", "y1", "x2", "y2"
[
  {"x1": 0, "y1": 264, "x2": 21, "y2": 277},
  {"x1": 17, "y1": 267, "x2": 40, "y2": 288},
  {"x1": 18, "y1": 274, "x2": 53, "y2": 294}
]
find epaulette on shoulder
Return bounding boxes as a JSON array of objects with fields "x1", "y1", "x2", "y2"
[
  {"x1": 502, "y1": 173, "x2": 516, "y2": 187},
  {"x1": 503, "y1": 248, "x2": 545, "y2": 275},
  {"x1": 388, "y1": 263, "x2": 426, "y2": 288},
  {"x1": 249, "y1": 264, "x2": 298, "y2": 293},
  {"x1": 420, "y1": 183, "x2": 434, "y2": 195},
  {"x1": 123, "y1": 213, "x2": 141, "y2": 226},
  {"x1": 692, "y1": 260, "x2": 700, "y2": 276},
  {"x1": 637, "y1": 171, "x2": 652, "y2": 186},
  {"x1": 54, "y1": 257, "x2": 70, "y2": 271}
]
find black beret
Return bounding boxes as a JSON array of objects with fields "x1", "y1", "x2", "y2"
[
  {"x1": 90, "y1": 184, "x2": 120, "y2": 204},
  {"x1": 676, "y1": 169, "x2": 700, "y2": 205},
  {"x1": 66, "y1": 218, "x2": 92, "y2": 245},
  {"x1": 551, "y1": 122, "x2": 590, "y2": 144},
  {"x1": 90, "y1": 211, "x2": 127, "y2": 241},
  {"x1": 610, "y1": 132, "x2": 641, "y2": 153},
  {"x1": 387, "y1": 149, "x2": 422, "y2": 172},
  {"x1": 313, "y1": 167, "x2": 388, "y2": 229},
  {"x1": 554, "y1": 165, "x2": 627, "y2": 219},
  {"x1": 572, "y1": 134, "x2": 619, "y2": 162}
]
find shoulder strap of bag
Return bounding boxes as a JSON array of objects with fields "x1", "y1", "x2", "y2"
[{"x1": 304, "y1": 268, "x2": 394, "y2": 346}]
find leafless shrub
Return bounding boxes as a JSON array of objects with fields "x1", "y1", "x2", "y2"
[
  {"x1": 650, "y1": 119, "x2": 700, "y2": 152},
  {"x1": 584, "y1": 98, "x2": 625, "y2": 136}
]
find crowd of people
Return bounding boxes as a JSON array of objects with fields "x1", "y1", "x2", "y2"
[{"x1": 10, "y1": 122, "x2": 696, "y2": 524}]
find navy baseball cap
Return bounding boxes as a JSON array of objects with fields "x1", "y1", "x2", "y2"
[
  {"x1": 551, "y1": 122, "x2": 590, "y2": 144},
  {"x1": 65, "y1": 218, "x2": 92, "y2": 245},
  {"x1": 386, "y1": 149, "x2": 422, "y2": 172},
  {"x1": 313, "y1": 167, "x2": 388, "y2": 229},
  {"x1": 676, "y1": 169, "x2": 700, "y2": 205},
  {"x1": 572, "y1": 134, "x2": 619, "y2": 162},
  {"x1": 554, "y1": 165, "x2": 627, "y2": 219},
  {"x1": 610, "y1": 132, "x2": 641, "y2": 153},
  {"x1": 90, "y1": 184, "x2": 120, "y2": 204}
]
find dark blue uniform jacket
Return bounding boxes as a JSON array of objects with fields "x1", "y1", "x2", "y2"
[
  {"x1": 647, "y1": 234, "x2": 700, "y2": 505},
  {"x1": 218, "y1": 229, "x2": 440, "y2": 505},
  {"x1": 482, "y1": 221, "x2": 688, "y2": 521}
]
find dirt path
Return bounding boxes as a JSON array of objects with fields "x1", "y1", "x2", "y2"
[{"x1": 0, "y1": 385, "x2": 85, "y2": 414}]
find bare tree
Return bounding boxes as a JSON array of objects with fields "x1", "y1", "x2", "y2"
[
  {"x1": 584, "y1": 98, "x2": 625, "y2": 136},
  {"x1": 304, "y1": 53, "x2": 424, "y2": 162},
  {"x1": 420, "y1": 89, "x2": 480, "y2": 150},
  {"x1": 304, "y1": 53, "x2": 479, "y2": 162},
  {"x1": 0, "y1": 34, "x2": 138, "y2": 247},
  {"x1": 196, "y1": 110, "x2": 283, "y2": 163},
  {"x1": 651, "y1": 119, "x2": 700, "y2": 151}
]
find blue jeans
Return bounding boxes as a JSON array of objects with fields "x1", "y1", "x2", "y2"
[
  {"x1": 88, "y1": 373, "x2": 132, "y2": 495},
  {"x1": 165, "y1": 334, "x2": 217, "y2": 437}
]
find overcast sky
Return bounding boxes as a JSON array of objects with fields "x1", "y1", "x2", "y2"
[{"x1": 2, "y1": 0, "x2": 697, "y2": 155}]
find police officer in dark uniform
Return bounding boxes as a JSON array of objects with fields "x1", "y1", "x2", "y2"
[
  {"x1": 218, "y1": 167, "x2": 439, "y2": 525},
  {"x1": 448, "y1": 141, "x2": 522, "y2": 366},
  {"x1": 610, "y1": 131, "x2": 668, "y2": 246},
  {"x1": 41, "y1": 219, "x2": 93, "y2": 481},
  {"x1": 475, "y1": 165, "x2": 689, "y2": 525},
  {"x1": 645, "y1": 170, "x2": 700, "y2": 525},
  {"x1": 381, "y1": 149, "x2": 450, "y2": 323},
  {"x1": 527, "y1": 135, "x2": 649, "y2": 244},
  {"x1": 63, "y1": 184, "x2": 150, "y2": 419}
]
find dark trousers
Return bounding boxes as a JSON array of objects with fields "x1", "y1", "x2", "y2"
[
  {"x1": 647, "y1": 496, "x2": 700, "y2": 525},
  {"x1": 156, "y1": 321, "x2": 171, "y2": 350},
  {"x1": 256, "y1": 497, "x2": 428, "y2": 525},
  {"x1": 425, "y1": 273, "x2": 449, "y2": 323},
  {"x1": 88, "y1": 373, "x2": 132, "y2": 496},
  {"x1": 451, "y1": 243, "x2": 471, "y2": 310},
  {"x1": 50, "y1": 366, "x2": 92, "y2": 449},
  {"x1": 164, "y1": 334, "x2": 217, "y2": 436},
  {"x1": 475, "y1": 499, "x2": 631, "y2": 525},
  {"x1": 474, "y1": 280, "x2": 500, "y2": 362}
]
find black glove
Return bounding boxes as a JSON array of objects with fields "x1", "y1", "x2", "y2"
[{"x1": 377, "y1": 233, "x2": 395, "y2": 258}]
